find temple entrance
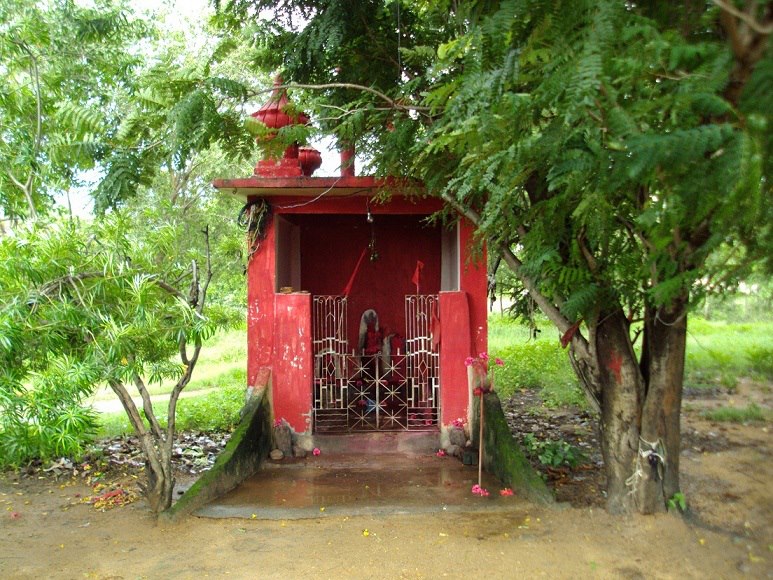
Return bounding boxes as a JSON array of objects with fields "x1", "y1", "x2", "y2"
[{"x1": 312, "y1": 294, "x2": 440, "y2": 432}]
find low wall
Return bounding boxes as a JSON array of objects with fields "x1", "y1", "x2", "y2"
[
  {"x1": 163, "y1": 387, "x2": 272, "y2": 522},
  {"x1": 473, "y1": 392, "x2": 554, "y2": 504}
]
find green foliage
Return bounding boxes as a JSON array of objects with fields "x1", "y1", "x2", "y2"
[
  {"x1": 94, "y1": 47, "x2": 257, "y2": 213},
  {"x1": 521, "y1": 433, "x2": 586, "y2": 469},
  {"x1": 667, "y1": 492, "x2": 687, "y2": 513},
  {"x1": 0, "y1": 215, "x2": 229, "y2": 467},
  {"x1": 701, "y1": 404, "x2": 769, "y2": 424},
  {"x1": 0, "y1": 0, "x2": 149, "y2": 218},
  {"x1": 746, "y1": 347, "x2": 773, "y2": 380},
  {"x1": 490, "y1": 316, "x2": 584, "y2": 407},
  {"x1": 175, "y1": 380, "x2": 246, "y2": 432}
]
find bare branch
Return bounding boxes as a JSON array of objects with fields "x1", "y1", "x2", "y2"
[
  {"x1": 197, "y1": 225, "x2": 213, "y2": 316},
  {"x1": 109, "y1": 379, "x2": 149, "y2": 437},
  {"x1": 168, "y1": 226, "x2": 211, "y2": 439},
  {"x1": 152, "y1": 279, "x2": 187, "y2": 301},
  {"x1": 9, "y1": 40, "x2": 42, "y2": 219},
  {"x1": 133, "y1": 371, "x2": 163, "y2": 440},
  {"x1": 712, "y1": 0, "x2": 773, "y2": 35},
  {"x1": 252, "y1": 82, "x2": 432, "y2": 114},
  {"x1": 440, "y1": 191, "x2": 592, "y2": 360}
]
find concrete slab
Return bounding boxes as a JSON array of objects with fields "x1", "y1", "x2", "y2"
[{"x1": 195, "y1": 434, "x2": 523, "y2": 520}]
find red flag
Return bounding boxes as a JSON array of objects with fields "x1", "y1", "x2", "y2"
[
  {"x1": 411, "y1": 260, "x2": 424, "y2": 293},
  {"x1": 341, "y1": 248, "x2": 368, "y2": 297}
]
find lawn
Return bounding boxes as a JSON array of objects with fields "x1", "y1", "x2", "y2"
[
  {"x1": 95, "y1": 314, "x2": 772, "y2": 436},
  {"x1": 94, "y1": 326, "x2": 247, "y2": 437},
  {"x1": 487, "y1": 314, "x2": 773, "y2": 409}
]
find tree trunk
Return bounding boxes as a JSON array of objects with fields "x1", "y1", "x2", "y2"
[
  {"x1": 144, "y1": 438, "x2": 174, "y2": 512},
  {"x1": 135, "y1": 432, "x2": 175, "y2": 513},
  {"x1": 636, "y1": 299, "x2": 687, "y2": 513},
  {"x1": 593, "y1": 309, "x2": 645, "y2": 514}
]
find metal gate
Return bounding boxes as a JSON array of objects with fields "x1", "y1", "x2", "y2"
[{"x1": 312, "y1": 295, "x2": 439, "y2": 432}]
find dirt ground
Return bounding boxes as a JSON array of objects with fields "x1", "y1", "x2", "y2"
[{"x1": 1, "y1": 381, "x2": 770, "y2": 579}]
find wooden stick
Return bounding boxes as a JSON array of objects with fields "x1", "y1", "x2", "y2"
[{"x1": 478, "y1": 392, "x2": 484, "y2": 487}]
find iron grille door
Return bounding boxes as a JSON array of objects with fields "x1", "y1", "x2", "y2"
[{"x1": 312, "y1": 295, "x2": 439, "y2": 432}]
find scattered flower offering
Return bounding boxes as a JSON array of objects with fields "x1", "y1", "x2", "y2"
[
  {"x1": 435, "y1": 449, "x2": 446, "y2": 457},
  {"x1": 471, "y1": 484, "x2": 490, "y2": 497},
  {"x1": 500, "y1": 488, "x2": 514, "y2": 496},
  {"x1": 312, "y1": 447, "x2": 321, "y2": 456}
]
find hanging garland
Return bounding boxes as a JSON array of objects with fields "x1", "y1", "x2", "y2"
[{"x1": 238, "y1": 198, "x2": 271, "y2": 260}]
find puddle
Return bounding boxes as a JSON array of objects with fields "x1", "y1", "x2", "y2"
[{"x1": 196, "y1": 453, "x2": 521, "y2": 519}]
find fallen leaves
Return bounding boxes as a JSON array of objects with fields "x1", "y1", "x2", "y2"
[{"x1": 82, "y1": 484, "x2": 138, "y2": 511}]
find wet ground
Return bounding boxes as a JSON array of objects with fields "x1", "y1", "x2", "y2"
[{"x1": 195, "y1": 433, "x2": 520, "y2": 520}]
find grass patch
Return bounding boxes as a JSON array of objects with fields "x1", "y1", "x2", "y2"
[
  {"x1": 489, "y1": 315, "x2": 584, "y2": 408},
  {"x1": 701, "y1": 403, "x2": 769, "y2": 423},
  {"x1": 95, "y1": 370, "x2": 246, "y2": 439},
  {"x1": 89, "y1": 326, "x2": 246, "y2": 402},
  {"x1": 685, "y1": 319, "x2": 773, "y2": 390},
  {"x1": 489, "y1": 314, "x2": 773, "y2": 410}
]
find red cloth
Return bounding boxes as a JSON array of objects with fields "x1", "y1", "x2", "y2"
[
  {"x1": 411, "y1": 260, "x2": 424, "y2": 293},
  {"x1": 341, "y1": 247, "x2": 368, "y2": 296}
]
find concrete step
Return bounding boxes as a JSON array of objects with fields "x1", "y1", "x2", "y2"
[{"x1": 312, "y1": 431, "x2": 440, "y2": 456}]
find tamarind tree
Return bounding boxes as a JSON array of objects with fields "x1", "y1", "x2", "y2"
[{"x1": 216, "y1": 0, "x2": 771, "y2": 513}]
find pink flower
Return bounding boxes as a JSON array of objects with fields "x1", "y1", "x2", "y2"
[
  {"x1": 452, "y1": 417, "x2": 466, "y2": 428},
  {"x1": 312, "y1": 448, "x2": 321, "y2": 456},
  {"x1": 273, "y1": 418, "x2": 284, "y2": 428},
  {"x1": 495, "y1": 358, "x2": 505, "y2": 366},
  {"x1": 471, "y1": 484, "x2": 490, "y2": 497},
  {"x1": 436, "y1": 449, "x2": 446, "y2": 457},
  {"x1": 499, "y1": 488, "x2": 514, "y2": 496},
  {"x1": 479, "y1": 352, "x2": 489, "y2": 361},
  {"x1": 464, "y1": 356, "x2": 475, "y2": 367}
]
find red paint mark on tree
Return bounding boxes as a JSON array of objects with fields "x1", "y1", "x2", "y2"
[{"x1": 607, "y1": 349, "x2": 623, "y2": 383}]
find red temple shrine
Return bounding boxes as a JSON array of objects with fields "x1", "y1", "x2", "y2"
[{"x1": 213, "y1": 81, "x2": 488, "y2": 446}]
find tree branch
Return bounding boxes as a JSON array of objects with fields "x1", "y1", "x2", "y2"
[
  {"x1": 109, "y1": 379, "x2": 149, "y2": 437},
  {"x1": 252, "y1": 82, "x2": 432, "y2": 114},
  {"x1": 712, "y1": 0, "x2": 773, "y2": 35},
  {"x1": 168, "y1": 226, "x2": 211, "y2": 441},
  {"x1": 132, "y1": 371, "x2": 163, "y2": 440},
  {"x1": 440, "y1": 191, "x2": 592, "y2": 360},
  {"x1": 9, "y1": 39, "x2": 42, "y2": 219}
]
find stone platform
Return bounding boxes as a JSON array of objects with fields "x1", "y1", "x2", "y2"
[{"x1": 194, "y1": 432, "x2": 520, "y2": 520}]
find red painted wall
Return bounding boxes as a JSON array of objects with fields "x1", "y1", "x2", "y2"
[
  {"x1": 246, "y1": 219, "x2": 276, "y2": 389},
  {"x1": 273, "y1": 293, "x2": 313, "y2": 430},
  {"x1": 287, "y1": 214, "x2": 441, "y2": 352},
  {"x1": 439, "y1": 292, "x2": 471, "y2": 425},
  {"x1": 459, "y1": 220, "x2": 488, "y2": 357},
  {"x1": 244, "y1": 193, "x2": 488, "y2": 433}
]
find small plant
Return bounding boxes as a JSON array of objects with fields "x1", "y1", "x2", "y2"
[
  {"x1": 521, "y1": 433, "x2": 586, "y2": 468},
  {"x1": 667, "y1": 492, "x2": 687, "y2": 513},
  {"x1": 746, "y1": 346, "x2": 773, "y2": 380}
]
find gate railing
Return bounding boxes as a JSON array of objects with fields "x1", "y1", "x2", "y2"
[{"x1": 312, "y1": 295, "x2": 439, "y2": 432}]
